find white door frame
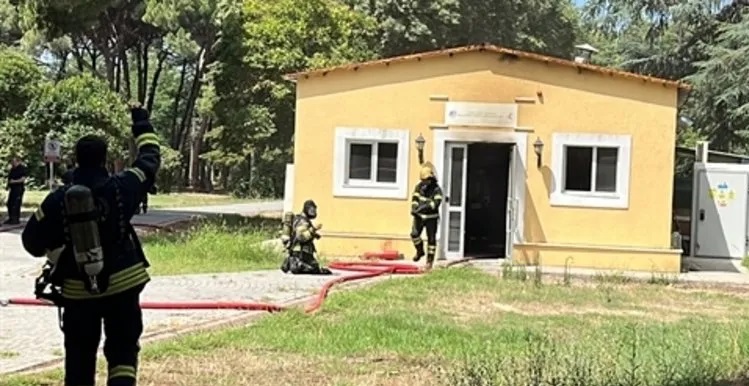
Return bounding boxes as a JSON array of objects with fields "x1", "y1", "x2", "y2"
[
  {"x1": 433, "y1": 130, "x2": 528, "y2": 261},
  {"x1": 442, "y1": 143, "x2": 469, "y2": 259}
]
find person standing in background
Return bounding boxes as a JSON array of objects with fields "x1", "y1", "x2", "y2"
[{"x1": 5, "y1": 156, "x2": 28, "y2": 225}]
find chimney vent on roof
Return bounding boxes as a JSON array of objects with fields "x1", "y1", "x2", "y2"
[{"x1": 573, "y1": 43, "x2": 599, "y2": 64}]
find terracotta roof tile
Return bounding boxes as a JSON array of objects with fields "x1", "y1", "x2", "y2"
[{"x1": 283, "y1": 43, "x2": 690, "y2": 90}]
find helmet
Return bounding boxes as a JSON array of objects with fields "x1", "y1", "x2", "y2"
[
  {"x1": 303, "y1": 199, "x2": 318, "y2": 219},
  {"x1": 419, "y1": 162, "x2": 436, "y2": 181}
]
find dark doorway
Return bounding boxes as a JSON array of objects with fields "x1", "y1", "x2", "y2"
[{"x1": 464, "y1": 143, "x2": 513, "y2": 258}]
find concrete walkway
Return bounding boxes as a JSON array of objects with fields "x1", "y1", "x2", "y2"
[
  {"x1": 0, "y1": 257, "x2": 362, "y2": 374},
  {"x1": 0, "y1": 199, "x2": 319, "y2": 376},
  {"x1": 130, "y1": 200, "x2": 283, "y2": 228}
]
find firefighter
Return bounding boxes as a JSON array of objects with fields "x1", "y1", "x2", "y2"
[
  {"x1": 21, "y1": 103, "x2": 161, "y2": 386},
  {"x1": 410, "y1": 162, "x2": 443, "y2": 270},
  {"x1": 284, "y1": 200, "x2": 332, "y2": 275},
  {"x1": 4, "y1": 156, "x2": 28, "y2": 225}
]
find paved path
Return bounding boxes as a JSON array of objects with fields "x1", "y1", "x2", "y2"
[
  {"x1": 0, "y1": 199, "x2": 336, "y2": 376},
  {"x1": 0, "y1": 201, "x2": 284, "y2": 232},
  {"x1": 130, "y1": 201, "x2": 283, "y2": 228}
]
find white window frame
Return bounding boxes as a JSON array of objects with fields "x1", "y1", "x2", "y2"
[
  {"x1": 333, "y1": 127, "x2": 410, "y2": 199},
  {"x1": 550, "y1": 133, "x2": 632, "y2": 209}
]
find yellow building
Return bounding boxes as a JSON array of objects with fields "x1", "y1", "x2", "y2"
[{"x1": 283, "y1": 44, "x2": 690, "y2": 273}]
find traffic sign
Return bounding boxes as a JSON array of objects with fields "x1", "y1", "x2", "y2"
[{"x1": 44, "y1": 139, "x2": 61, "y2": 163}]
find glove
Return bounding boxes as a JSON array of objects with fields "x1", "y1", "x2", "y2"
[
  {"x1": 314, "y1": 233, "x2": 322, "y2": 240},
  {"x1": 45, "y1": 246, "x2": 65, "y2": 265},
  {"x1": 414, "y1": 203, "x2": 430, "y2": 214},
  {"x1": 130, "y1": 103, "x2": 153, "y2": 137}
]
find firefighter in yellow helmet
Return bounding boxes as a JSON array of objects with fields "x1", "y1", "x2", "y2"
[{"x1": 410, "y1": 162, "x2": 443, "y2": 270}]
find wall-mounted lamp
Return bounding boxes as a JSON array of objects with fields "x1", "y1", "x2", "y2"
[
  {"x1": 415, "y1": 133, "x2": 426, "y2": 165},
  {"x1": 533, "y1": 137, "x2": 544, "y2": 168}
]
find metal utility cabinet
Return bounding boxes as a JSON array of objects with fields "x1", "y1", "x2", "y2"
[{"x1": 691, "y1": 162, "x2": 749, "y2": 259}]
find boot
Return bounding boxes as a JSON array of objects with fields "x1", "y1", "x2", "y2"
[
  {"x1": 412, "y1": 242, "x2": 425, "y2": 262},
  {"x1": 425, "y1": 254, "x2": 435, "y2": 271}
]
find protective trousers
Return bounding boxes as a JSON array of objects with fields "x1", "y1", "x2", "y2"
[
  {"x1": 141, "y1": 193, "x2": 148, "y2": 214},
  {"x1": 288, "y1": 251, "x2": 331, "y2": 275},
  {"x1": 6, "y1": 186, "x2": 24, "y2": 223},
  {"x1": 411, "y1": 216, "x2": 438, "y2": 264},
  {"x1": 62, "y1": 285, "x2": 144, "y2": 386}
]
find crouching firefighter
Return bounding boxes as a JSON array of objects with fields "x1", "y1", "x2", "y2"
[
  {"x1": 410, "y1": 162, "x2": 443, "y2": 270},
  {"x1": 281, "y1": 200, "x2": 332, "y2": 275},
  {"x1": 22, "y1": 103, "x2": 161, "y2": 386}
]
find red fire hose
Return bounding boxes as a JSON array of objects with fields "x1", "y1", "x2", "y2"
[{"x1": 1, "y1": 259, "x2": 438, "y2": 314}]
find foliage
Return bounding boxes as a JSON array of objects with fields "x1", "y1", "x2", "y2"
[
  {"x1": 686, "y1": 10, "x2": 749, "y2": 153},
  {"x1": 0, "y1": 46, "x2": 42, "y2": 119},
  {"x1": 583, "y1": 0, "x2": 749, "y2": 152},
  {"x1": 21, "y1": 73, "x2": 130, "y2": 166},
  {"x1": 3, "y1": 0, "x2": 749, "y2": 195}
]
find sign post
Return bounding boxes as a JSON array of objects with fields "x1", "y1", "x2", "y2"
[{"x1": 44, "y1": 139, "x2": 61, "y2": 190}]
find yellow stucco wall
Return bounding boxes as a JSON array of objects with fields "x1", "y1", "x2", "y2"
[{"x1": 290, "y1": 51, "x2": 682, "y2": 273}]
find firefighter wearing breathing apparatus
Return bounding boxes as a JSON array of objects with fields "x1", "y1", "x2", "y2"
[
  {"x1": 410, "y1": 162, "x2": 443, "y2": 270},
  {"x1": 21, "y1": 104, "x2": 161, "y2": 386},
  {"x1": 281, "y1": 199, "x2": 332, "y2": 275}
]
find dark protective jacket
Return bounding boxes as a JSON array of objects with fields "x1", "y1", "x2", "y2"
[
  {"x1": 411, "y1": 178, "x2": 444, "y2": 220},
  {"x1": 290, "y1": 214, "x2": 319, "y2": 254},
  {"x1": 7, "y1": 163, "x2": 27, "y2": 190},
  {"x1": 21, "y1": 132, "x2": 161, "y2": 300}
]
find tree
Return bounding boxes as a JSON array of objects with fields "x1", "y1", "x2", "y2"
[
  {"x1": 0, "y1": 0, "x2": 22, "y2": 45},
  {"x1": 199, "y1": 0, "x2": 377, "y2": 197},
  {"x1": 18, "y1": 73, "x2": 130, "y2": 177},
  {"x1": 0, "y1": 46, "x2": 43, "y2": 119},
  {"x1": 686, "y1": 10, "x2": 749, "y2": 152},
  {"x1": 344, "y1": 0, "x2": 580, "y2": 58}
]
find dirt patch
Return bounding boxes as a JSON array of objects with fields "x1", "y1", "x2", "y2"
[
  {"x1": 634, "y1": 298, "x2": 739, "y2": 322},
  {"x1": 109, "y1": 348, "x2": 438, "y2": 386},
  {"x1": 423, "y1": 290, "x2": 500, "y2": 322}
]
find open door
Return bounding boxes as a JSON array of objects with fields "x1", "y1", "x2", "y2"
[
  {"x1": 505, "y1": 144, "x2": 518, "y2": 259},
  {"x1": 443, "y1": 143, "x2": 468, "y2": 259}
]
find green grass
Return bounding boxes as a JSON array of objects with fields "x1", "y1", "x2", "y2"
[
  {"x1": 6, "y1": 267, "x2": 749, "y2": 386},
  {"x1": 140, "y1": 217, "x2": 284, "y2": 275},
  {"x1": 742, "y1": 255, "x2": 749, "y2": 270}
]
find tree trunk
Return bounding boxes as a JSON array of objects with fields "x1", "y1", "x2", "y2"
[
  {"x1": 170, "y1": 60, "x2": 188, "y2": 149},
  {"x1": 221, "y1": 166, "x2": 229, "y2": 190},
  {"x1": 146, "y1": 51, "x2": 168, "y2": 113},
  {"x1": 105, "y1": 55, "x2": 115, "y2": 90},
  {"x1": 189, "y1": 117, "x2": 211, "y2": 188},
  {"x1": 121, "y1": 49, "x2": 131, "y2": 100},
  {"x1": 139, "y1": 42, "x2": 149, "y2": 104},
  {"x1": 72, "y1": 46, "x2": 86, "y2": 72},
  {"x1": 56, "y1": 52, "x2": 68, "y2": 81},
  {"x1": 178, "y1": 47, "x2": 207, "y2": 152}
]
